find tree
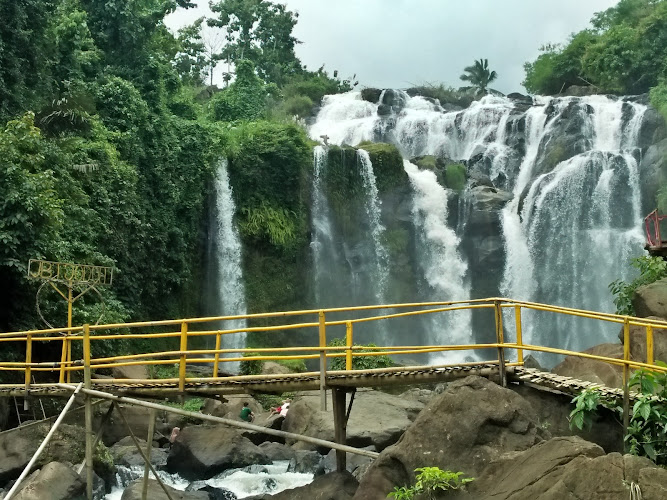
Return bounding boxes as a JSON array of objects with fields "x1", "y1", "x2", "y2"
[
  {"x1": 207, "y1": 0, "x2": 301, "y2": 84},
  {"x1": 175, "y1": 17, "x2": 208, "y2": 85},
  {"x1": 460, "y1": 59, "x2": 498, "y2": 95}
]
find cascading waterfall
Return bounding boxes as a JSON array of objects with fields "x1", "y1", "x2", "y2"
[
  {"x1": 404, "y1": 160, "x2": 472, "y2": 361},
  {"x1": 211, "y1": 158, "x2": 247, "y2": 369},
  {"x1": 357, "y1": 149, "x2": 390, "y2": 304},
  {"x1": 311, "y1": 89, "x2": 649, "y2": 358}
]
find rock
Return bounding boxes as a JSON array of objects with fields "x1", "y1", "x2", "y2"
[
  {"x1": 112, "y1": 364, "x2": 149, "y2": 380},
  {"x1": 11, "y1": 462, "x2": 84, "y2": 500},
  {"x1": 634, "y1": 278, "x2": 667, "y2": 320},
  {"x1": 397, "y1": 387, "x2": 433, "y2": 405},
  {"x1": 618, "y1": 316, "x2": 667, "y2": 364},
  {"x1": 0, "y1": 399, "x2": 8, "y2": 431},
  {"x1": 121, "y1": 479, "x2": 209, "y2": 500},
  {"x1": 322, "y1": 449, "x2": 373, "y2": 475},
  {"x1": 0, "y1": 423, "x2": 95, "y2": 484},
  {"x1": 102, "y1": 404, "x2": 168, "y2": 446},
  {"x1": 639, "y1": 138, "x2": 667, "y2": 213},
  {"x1": 201, "y1": 395, "x2": 262, "y2": 422},
  {"x1": 353, "y1": 376, "x2": 542, "y2": 500},
  {"x1": 469, "y1": 185, "x2": 512, "y2": 212},
  {"x1": 110, "y1": 436, "x2": 168, "y2": 467},
  {"x1": 507, "y1": 92, "x2": 533, "y2": 107},
  {"x1": 166, "y1": 425, "x2": 270, "y2": 480},
  {"x1": 258, "y1": 442, "x2": 296, "y2": 462},
  {"x1": 360, "y1": 88, "x2": 382, "y2": 104},
  {"x1": 261, "y1": 361, "x2": 292, "y2": 375},
  {"x1": 247, "y1": 471, "x2": 358, "y2": 500},
  {"x1": 466, "y1": 436, "x2": 667, "y2": 500},
  {"x1": 638, "y1": 108, "x2": 667, "y2": 150},
  {"x1": 552, "y1": 343, "x2": 624, "y2": 388},
  {"x1": 283, "y1": 389, "x2": 424, "y2": 452},
  {"x1": 201, "y1": 399, "x2": 226, "y2": 418},
  {"x1": 287, "y1": 450, "x2": 324, "y2": 474},
  {"x1": 185, "y1": 483, "x2": 238, "y2": 500},
  {"x1": 380, "y1": 89, "x2": 407, "y2": 114},
  {"x1": 510, "y1": 384, "x2": 622, "y2": 453}
]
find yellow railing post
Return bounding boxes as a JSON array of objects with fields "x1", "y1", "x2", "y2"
[
  {"x1": 622, "y1": 317, "x2": 630, "y2": 450},
  {"x1": 179, "y1": 322, "x2": 188, "y2": 393},
  {"x1": 83, "y1": 323, "x2": 94, "y2": 500},
  {"x1": 345, "y1": 321, "x2": 353, "y2": 371},
  {"x1": 213, "y1": 331, "x2": 222, "y2": 378},
  {"x1": 25, "y1": 333, "x2": 32, "y2": 394},
  {"x1": 319, "y1": 311, "x2": 327, "y2": 411},
  {"x1": 514, "y1": 305, "x2": 524, "y2": 365},
  {"x1": 59, "y1": 335, "x2": 68, "y2": 383},
  {"x1": 494, "y1": 300, "x2": 506, "y2": 387},
  {"x1": 646, "y1": 325, "x2": 654, "y2": 366}
]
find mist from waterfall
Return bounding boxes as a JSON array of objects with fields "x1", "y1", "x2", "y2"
[{"x1": 210, "y1": 158, "x2": 247, "y2": 370}]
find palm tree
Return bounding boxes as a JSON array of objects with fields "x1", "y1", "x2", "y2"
[{"x1": 460, "y1": 59, "x2": 498, "y2": 95}]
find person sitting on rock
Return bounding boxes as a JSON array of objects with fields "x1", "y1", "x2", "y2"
[
  {"x1": 240, "y1": 402, "x2": 255, "y2": 422},
  {"x1": 279, "y1": 400, "x2": 290, "y2": 417}
]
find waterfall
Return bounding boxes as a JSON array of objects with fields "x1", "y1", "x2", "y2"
[
  {"x1": 404, "y1": 160, "x2": 472, "y2": 361},
  {"x1": 311, "y1": 90, "x2": 650, "y2": 360},
  {"x1": 211, "y1": 158, "x2": 247, "y2": 369},
  {"x1": 357, "y1": 149, "x2": 390, "y2": 304}
]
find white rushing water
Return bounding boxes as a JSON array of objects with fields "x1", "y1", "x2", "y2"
[
  {"x1": 311, "y1": 90, "x2": 648, "y2": 359},
  {"x1": 404, "y1": 160, "x2": 472, "y2": 361},
  {"x1": 211, "y1": 158, "x2": 248, "y2": 370},
  {"x1": 105, "y1": 462, "x2": 312, "y2": 499}
]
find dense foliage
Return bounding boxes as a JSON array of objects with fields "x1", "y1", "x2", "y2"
[
  {"x1": 569, "y1": 364, "x2": 667, "y2": 465},
  {"x1": 523, "y1": 0, "x2": 667, "y2": 96},
  {"x1": 609, "y1": 256, "x2": 667, "y2": 315},
  {"x1": 389, "y1": 467, "x2": 474, "y2": 500},
  {"x1": 0, "y1": 0, "x2": 349, "y2": 370}
]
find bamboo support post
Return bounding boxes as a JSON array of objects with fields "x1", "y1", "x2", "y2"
[
  {"x1": 4, "y1": 383, "x2": 83, "y2": 500},
  {"x1": 77, "y1": 402, "x2": 115, "y2": 475},
  {"x1": 83, "y1": 324, "x2": 94, "y2": 500},
  {"x1": 178, "y1": 322, "x2": 188, "y2": 394},
  {"x1": 345, "y1": 322, "x2": 353, "y2": 371},
  {"x1": 142, "y1": 408, "x2": 157, "y2": 500},
  {"x1": 319, "y1": 311, "x2": 327, "y2": 411},
  {"x1": 332, "y1": 388, "x2": 347, "y2": 472},
  {"x1": 514, "y1": 305, "x2": 524, "y2": 365},
  {"x1": 623, "y1": 317, "x2": 631, "y2": 451},
  {"x1": 56, "y1": 383, "x2": 379, "y2": 460},
  {"x1": 646, "y1": 325, "x2": 654, "y2": 366},
  {"x1": 113, "y1": 403, "x2": 175, "y2": 500},
  {"x1": 495, "y1": 301, "x2": 507, "y2": 387}
]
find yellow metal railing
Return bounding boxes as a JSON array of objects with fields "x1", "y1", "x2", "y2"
[{"x1": 1, "y1": 298, "x2": 667, "y2": 395}]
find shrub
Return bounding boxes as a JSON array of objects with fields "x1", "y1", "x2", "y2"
[
  {"x1": 239, "y1": 352, "x2": 264, "y2": 376},
  {"x1": 328, "y1": 337, "x2": 394, "y2": 371},
  {"x1": 389, "y1": 467, "x2": 475, "y2": 499},
  {"x1": 609, "y1": 256, "x2": 667, "y2": 315},
  {"x1": 444, "y1": 163, "x2": 466, "y2": 191}
]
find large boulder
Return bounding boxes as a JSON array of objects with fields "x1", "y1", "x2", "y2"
[
  {"x1": 11, "y1": 462, "x2": 84, "y2": 500},
  {"x1": 121, "y1": 479, "x2": 209, "y2": 500},
  {"x1": 465, "y1": 436, "x2": 667, "y2": 500},
  {"x1": 246, "y1": 471, "x2": 358, "y2": 500},
  {"x1": 112, "y1": 364, "x2": 149, "y2": 380},
  {"x1": 110, "y1": 436, "x2": 168, "y2": 467},
  {"x1": 283, "y1": 389, "x2": 424, "y2": 452},
  {"x1": 552, "y1": 343, "x2": 624, "y2": 388},
  {"x1": 633, "y1": 278, "x2": 667, "y2": 320},
  {"x1": 352, "y1": 376, "x2": 542, "y2": 500},
  {"x1": 166, "y1": 425, "x2": 270, "y2": 480},
  {"x1": 618, "y1": 315, "x2": 667, "y2": 364},
  {"x1": 101, "y1": 404, "x2": 169, "y2": 446},
  {"x1": 638, "y1": 138, "x2": 667, "y2": 213},
  {"x1": 257, "y1": 442, "x2": 296, "y2": 462}
]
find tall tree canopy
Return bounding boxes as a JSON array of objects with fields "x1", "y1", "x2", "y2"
[{"x1": 460, "y1": 59, "x2": 498, "y2": 95}]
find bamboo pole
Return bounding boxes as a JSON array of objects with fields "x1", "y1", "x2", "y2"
[
  {"x1": 142, "y1": 409, "x2": 157, "y2": 500},
  {"x1": 56, "y1": 383, "x2": 379, "y2": 459},
  {"x1": 113, "y1": 403, "x2": 175, "y2": 500},
  {"x1": 4, "y1": 383, "x2": 84, "y2": 500}
]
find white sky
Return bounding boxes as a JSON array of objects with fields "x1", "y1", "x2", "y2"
[{"x1": 165, "y1": 0, "x2": 618, "y2": 94}]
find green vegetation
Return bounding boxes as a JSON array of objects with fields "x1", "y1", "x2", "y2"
[
  {"x1": 389, "y1": 467, "x2": 475, "y2": 499},
  {"x1": 328, "y1": 338, "x2": 394, "y2": 371},
  {"x1": 444, "y1": 163, "x2": 467, "y2": 192},
  {"x1": 460, "y1": 59, "x2": 498, "y2": 95},
  {"x1": 523, "y1": 0, "x2": 667, "y2": 96},
  {"x1": 569, "y1": 364, "x2": 667, "y2": 464},
  {"x1": 406, "y1": 84, "x2": 477, "y2": 108},
  {"x1": 609, "y1": 256, "x2": 667, "y2": 315}
]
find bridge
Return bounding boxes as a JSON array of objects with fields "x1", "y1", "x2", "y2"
[{"x1": 1, "y1": 298, "x2": 667, "y2": 500}]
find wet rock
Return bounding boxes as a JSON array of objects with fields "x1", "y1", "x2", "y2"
[
  {"x1": 360, "y1": 88, "x2": 382, "y2": 104},
  {"x1": 322, "y1": 448, "x2": 373, "y2": 475},
  {"x1": 166, "y1": 425, "x2": 270, "y2": 480},
  {"x1": 639, "y1": 138, "x2": 667, "y2": 214},
  {"x1": 258, "y1": 442, "x2": 296, "y2": 462},
  {"x1": 11, "y1": 462, "x2": 84, "y2": 500},
  {"x1": 287, "y1": 450, "x2": 324, "y2": 474},
  {"x1": 121, "y1": 479, "x2": 208, "y2": 500},
  {"x1": 353, "y1": 376, "x2": 542, "y2": 500},
  {"x1": 110, "y1": 436, "x2": 168, "y2": 467},
  {"x1": 247, "y1": 471, "x2": 358, "y2": 500},
  {"x1": 283, "y1": 390, "x2": 424, "y2": 453}
]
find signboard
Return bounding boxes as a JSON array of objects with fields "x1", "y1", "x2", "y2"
[{"x1": 27, "y1": 259, "x2": 113, "y2": 286}]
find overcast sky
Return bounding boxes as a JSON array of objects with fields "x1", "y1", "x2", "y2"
[{"x1": 165, "y1": 0, "x2": 618, "y2": 94}]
